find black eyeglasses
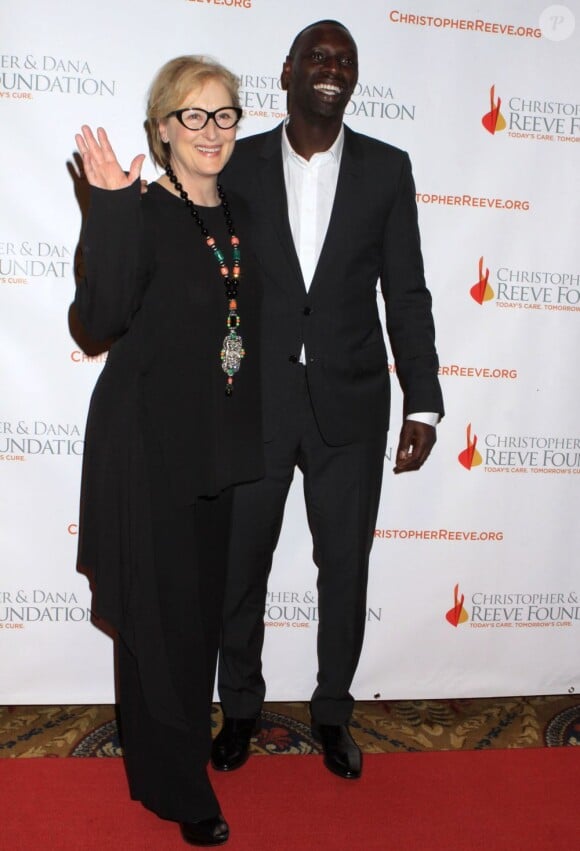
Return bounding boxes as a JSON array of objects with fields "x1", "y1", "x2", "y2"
[{"x1": 166, "y1": 106, "x2": 243, "y2": 131}]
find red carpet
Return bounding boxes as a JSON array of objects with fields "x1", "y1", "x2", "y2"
[{"x1": 2, "y1": 750, "x2": 577, "y2": 850}]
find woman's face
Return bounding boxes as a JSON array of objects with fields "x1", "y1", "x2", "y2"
[{"x1": 159, "y1": 78, "x2": 238, "y2": 184}]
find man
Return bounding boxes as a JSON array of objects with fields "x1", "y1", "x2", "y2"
[{"x1": 212, "y1": 20, "x2": 444, "y2": 780}]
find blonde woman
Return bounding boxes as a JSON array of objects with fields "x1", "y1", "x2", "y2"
[{"x1": 74, "y1": 56, "x2": 263, "y2": 846}]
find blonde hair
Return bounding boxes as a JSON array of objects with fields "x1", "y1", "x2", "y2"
[{"x1": 145, "y1": 55, "x2": 240, "y2": 168}]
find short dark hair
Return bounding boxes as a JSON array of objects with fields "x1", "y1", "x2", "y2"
[{"x1": 287, "y1": 20, "x2": 354, "y2": 59}]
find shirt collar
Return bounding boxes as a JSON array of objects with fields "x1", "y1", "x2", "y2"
[{"x1": 282, "y1": 121, "x2": 345, "y2": 165}]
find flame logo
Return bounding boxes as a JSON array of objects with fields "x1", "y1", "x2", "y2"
[
  {"x1": 458, "y1": 423, "x2": 482, "y2": 470},
  {"x1": 470, "y1": 256, "x2": 494, "y2": 304},
  {"x1": 482, "y1": 85, "x2": 506, "y2": 135},
  {"x1": 446, "y1": 584, "x2": 469, "y2": 627}
]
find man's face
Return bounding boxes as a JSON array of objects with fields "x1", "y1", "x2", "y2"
[{"x1": 281, "y1": 23, "x2": 358, "y2": 121}]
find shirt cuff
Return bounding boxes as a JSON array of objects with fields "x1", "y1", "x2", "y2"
[{"x1": 406, "y1": 412, "x2": 440, "y2": 427}]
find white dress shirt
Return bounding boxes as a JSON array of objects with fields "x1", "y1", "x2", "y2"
[
  {"x1": 282, "y1": 122, "x2": 343, "y2": 292},
  {"x1": 281, "y1": 123, "x2": 438, "y2": 428}
]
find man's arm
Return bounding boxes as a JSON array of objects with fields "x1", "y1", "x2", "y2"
[{"x1": 380, "y1": 151, "x2": 444, "y2": 443}]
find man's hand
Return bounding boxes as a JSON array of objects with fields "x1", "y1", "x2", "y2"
[{"x1": 393, "y1": 420, "x2": 436, "y2": 474}]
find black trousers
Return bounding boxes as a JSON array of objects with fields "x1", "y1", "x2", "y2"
[
  {"x1": 118, "y1": 436, "x2": 233, "y2": 823},
  {"x1": 218, "y1": 366, "x2": 387, "y2": 725}
]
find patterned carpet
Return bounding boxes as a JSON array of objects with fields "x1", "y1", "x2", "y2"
[{"x1": 1, "y1": 696, "x2": 579, "y2": 758}]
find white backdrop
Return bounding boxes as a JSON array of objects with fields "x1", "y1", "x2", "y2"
[{"x1": 1, "y1": 0, "x2": 579, "y2": 704}]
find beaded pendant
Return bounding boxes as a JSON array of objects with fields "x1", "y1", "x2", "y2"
[{"x1": 165, "y1": 165, "x2": 245, "y2": 396}]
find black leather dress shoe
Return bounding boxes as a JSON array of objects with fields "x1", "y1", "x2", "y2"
[
  {"x1": 211, "y1": 717, "x2": 257, "y2": 772},
  {"x1": 180, "y1": 813, "x2": 229, "y2": 846},
  {"x1": 311, "y1": 723, "x2": 362, "y2": 779}
]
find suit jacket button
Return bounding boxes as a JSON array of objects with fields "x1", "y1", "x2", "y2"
[
  {"x1": 288, "y1": 355, "x2": 298, "y2": 363},
  {"x1": 303, "y1": 306, "x2": 312, "y2": 316}
]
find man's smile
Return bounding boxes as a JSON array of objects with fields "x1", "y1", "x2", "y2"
[{"x1": 313, "y1": 81, "x2": 344, "y2": 97}]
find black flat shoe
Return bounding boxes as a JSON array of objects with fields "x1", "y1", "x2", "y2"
[
  {"x1": 180, "y1": 813, "x2": 229, "y2": 846},
  {"x1": 311, "y1": 722, "x2": 362, "y2": 779},
  {"x1": 211, "y1": 717, "x2": 258, "y2": 772}
]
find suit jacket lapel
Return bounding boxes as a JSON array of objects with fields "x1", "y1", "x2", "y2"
[
  {"x1": 258, "y1": 126, "x2": 306, "y2": 294},
  {"x1": 309, "y1": 126, "x2": 362, "y2": 295}
]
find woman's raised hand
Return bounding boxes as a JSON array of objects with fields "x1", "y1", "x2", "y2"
[{"x1": 75, "y1": 125, "x2": 146, "y2": 191}]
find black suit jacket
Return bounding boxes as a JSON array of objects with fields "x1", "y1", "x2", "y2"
[{"x1": 222, "y1": 123, "x2": 443, "y2": 445}]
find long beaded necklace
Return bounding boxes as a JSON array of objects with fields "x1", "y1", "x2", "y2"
[{"x1": 165, "y1": 163, "x2": 245, "y2": 396}]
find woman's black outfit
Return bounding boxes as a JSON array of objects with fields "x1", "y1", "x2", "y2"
[{"x1": 75, "y1": 180, "x2": 263, "y2": 821}]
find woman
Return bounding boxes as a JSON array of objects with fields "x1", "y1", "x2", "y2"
[{"x1": 74, "y1": 56, "x2": 262, "y2": 846}]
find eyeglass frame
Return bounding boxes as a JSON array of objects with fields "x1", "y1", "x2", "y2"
[{"x1": 165, "y1": 106, "x2": 243, "y2": 131}]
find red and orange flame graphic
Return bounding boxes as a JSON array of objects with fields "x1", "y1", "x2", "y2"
[
  {"x1": 458, "y1": 423, "x2": 482, "y2": 470},
  {"x1": 446, "y1": 584, "x2": 469, "y2": 627},
  {"x1": 482, "y1": 85, "x2": 506, "y2": 135},
  {"x1": 470, "y1": 256, "x2": 494, "y2": 304}
]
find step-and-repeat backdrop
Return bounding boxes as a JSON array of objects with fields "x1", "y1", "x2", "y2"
[{"x1": 1, "y1": 1, "x2": 579, "y2": 704}]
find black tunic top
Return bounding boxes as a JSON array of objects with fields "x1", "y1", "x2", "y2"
[{"x1": 75, "y1": 181, "x2": 263, "y2": 725}]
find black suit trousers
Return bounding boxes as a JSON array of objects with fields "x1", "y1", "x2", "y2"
[{"x1": 218, "y1": 365, "x2": 387, "y2": 724}]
